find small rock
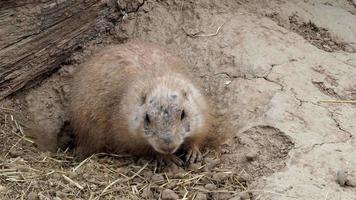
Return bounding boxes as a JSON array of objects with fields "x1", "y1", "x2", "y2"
[
  {"x1": 212, "y1": 172, "x2": 232, "y2": 182},
  {"x1": 151, "y1": 174, "x2": 165, "y2": 182},
  {"x1": 346, "y1": 178, "x2": 356, "y2": 187},
  {"x1": 239, "y1": 191, "x2": 251, "y2": 200},
  {"x1": 189, "y1": 163, "x2": 201, "y2": 171},
  {"x1": 237, "y1": 173, "x2": 251, "y2": 183},
  {"x1": 9, "y1": 149, "x2": 21, "y2": 157},
  {"x1": 165, "y1": 181, "x2": 177, "y2": 189},
  {"x1": 28, "y1": 192, "x2": 39, "y2": 200},
  {"x1": 245, "y1": 151, "x2": 258, "y2": 161},
  {"x1": 205, "y1": 183, "x2": 217, "y2": 191},
  {"x1": 205, "y1": 159, "x2": 220, "y2": 171},
  {"x1": 142, "y1": 170, "x2": 153, "y2": 178},
  {"x1": 336, "y1": 169, "x2": 347, "y2": 186},
  {"x1": 161, "y1": 189, "x2": 179, "y2": 200},
  {"x1": 141, "y1": 186, "x2": 153, "y2": 198},
  {"x1": 344, "y1": 45, "x2": 354, "y2": 53},
  {"x1": 213, "y1": 193, "x2": 232, "y2": 200},
  {"x1": 195, "y1": 192, "x2": 207, "y2": 200},
  {"x1": 55, "y1": 191, "x2": 67, "y2": 198},
  {"x1": 221, "y1": 148, "x2": 230, "y2": 154}
]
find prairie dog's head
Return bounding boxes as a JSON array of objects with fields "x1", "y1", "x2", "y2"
[{"x1": 138, "y1": 77, "x2": 206, "y2": 155}]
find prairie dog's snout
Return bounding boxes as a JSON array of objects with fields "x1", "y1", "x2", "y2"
[
  {"x1": 143, "y1": 88, "x2": 188, "y2": 155},
  {"x1": 156, "y1": 134, "x2": 179, "y2": 154}
]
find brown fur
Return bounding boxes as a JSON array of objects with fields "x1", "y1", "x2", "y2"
[{"x1": 69, "y1": 40, "x2": 219, "y2": 159}]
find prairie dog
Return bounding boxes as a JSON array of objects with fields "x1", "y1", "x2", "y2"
[{"x1": 69, "y1": 41, "x2": 214, "y2": 164}]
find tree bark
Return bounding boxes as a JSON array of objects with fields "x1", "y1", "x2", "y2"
[{"x1": 0, "y1": 0, "x2": 113, "y2": 99}]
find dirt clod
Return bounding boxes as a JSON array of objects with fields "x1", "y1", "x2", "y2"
[
  {"x1": 141, "y1": 186, "x2": 154, "y2": 198},
  {"x1": 205, "y1": 158, "x2": 220, "y2": 171},
  {"x1": 346, "y1": 179, "x2": 356, "y2": 187},
  {"x1": 245, "y1": 151, "x2": 258, "y2": 161},
  {"x1": 212, "y1": 172, "x2": 232, "y2": 182},
  {"x1": 151, "y1": 174, "x2": 165, "y2": 182},
  {"x1": 213, "y1": 193, "x2": 233, "y2": 200},
  {"x1": 195, "y1": 192, "x2": 208, "y2": 200},
  {"x1": 239, "y1": 191, "x2": 251, "y2": 200},
  {"x1": 337, "y1": 169, "x2": 347, "y2": 186},
  {"x1": 205, "y1": 183, "x2": 217, "y2": 191},
  {"x1": 161, "y1": 189, "x2": 179, "y2": 200}
]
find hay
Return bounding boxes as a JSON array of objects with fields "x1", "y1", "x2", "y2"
[{"x1": 0, "y1": 110, "x2": 250, "y2": 199}]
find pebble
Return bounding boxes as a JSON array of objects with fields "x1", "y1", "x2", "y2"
[
  {"x1": 151, "y1": 174, "x2": 165, "y2": 182},
  {"x1": 336, "y1": 169, "x2": 347, "y2": 186},
  {"x1": 237, "y1": 173, "x2": 251, "y2": 183},
  {"x1": 195, "y1": 192, "x2": 207, "y2": 200},
  {"x1": 344, "y1": 45, "x2": 354, "y2": 53},
  {"x1": 205, "y1": 183, "x2": 217, "y2": 190},
  {"x1": 245, "y1": 151, "x2": 258, "y2": 161},
  {"x1": 212, "y1": 172, "x2": 232, "y2": 182},
  {"x1": 213, "y1": 193, "x2": 232, "y2": 200},
  {"x1": 165, "y1": 181, "x2": 177, "y2": 189},
  {"x1": 141, "y1": 187, "x2": 153, "y2": 198},
  {"x1": 239, "y1": 191, "x2": 251, "y2": 200},
  {"x1": 346, "y1": 177, "x2": 356, "y2": 187},
  {"x1": 189, "y1": 163, "x2": 201, "y2": 171},
  {"x1": 9, "y1": 149, "x2": 21, "y2": 157},
  {"x1": 161, "y1": 189, "x2": 179, "y2": 200},
  {"x1": 206, "y1": 159, "x2": 220, "y2": 171}
]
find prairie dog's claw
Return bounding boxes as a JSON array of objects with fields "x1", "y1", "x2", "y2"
[
  {"x1": 185, "y1": 148, "x2": 202, "y2": 165},
  {"x1": 155, "y1": 155, "x2": 184, "y2": 169}
]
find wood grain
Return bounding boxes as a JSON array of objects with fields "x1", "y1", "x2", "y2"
[{"x1": 0, "y1": 0, "x2": 111, "y2": 99}]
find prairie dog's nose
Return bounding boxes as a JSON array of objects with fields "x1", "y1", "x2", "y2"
[
  {"x1": 160, "y1": 135, "x2": 172, "y2": 144},
  {"x1": 160, "y1": 145, "x2": 177, "y2": 154}
]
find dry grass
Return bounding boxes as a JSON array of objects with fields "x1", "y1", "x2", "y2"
[{"x1": 0, "y1": 109, "x2": 249, "y2": 199}]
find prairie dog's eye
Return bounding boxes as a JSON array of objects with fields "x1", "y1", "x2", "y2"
[
  {"x1": 180, "y1": 110, "x2": 186, "y2": 120},
  {"x1": 144, "y1": 113, "x2": 150, "y2": 126}
]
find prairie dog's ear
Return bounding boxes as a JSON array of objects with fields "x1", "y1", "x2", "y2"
[{"x1": 140, "y1": 94, "x2": 147, "y2": 105}]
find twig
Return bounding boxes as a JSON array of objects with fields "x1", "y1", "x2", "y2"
[
  {"x1": 62, "y1": 175, "x2": 84, "y2": 190},
  {"x1": 184, "y1": 18, "x2": 231, "y2": 38},
  {"x1": 73, "y1": 153, "x2": 132, "y2": 172},
  {"x1": 181, "y1": 187, "x2": 189, "y2": 200},
  {"x1": 96, "y1": 161, "x2": 150, "y2": 199},
  {"x1": 0, "y1": 107, "x2": 15, "y2": 112},
  {"x1": 62, "y1": 174, "x2": 84, "y2": 190},
  {"x1": 3, "y1": 136, "x2": 24, "y2": 159},
  {"x1": 318, "y1": 100, "x2": 356, "y2": 104},
  {"x1": 324, "y1": 191, "x2": 329, "y2": 200},
  {"x1": 73, "y1": 154, "x2": 95, "y2": 172}
]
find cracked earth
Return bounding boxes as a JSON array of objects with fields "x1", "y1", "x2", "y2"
[{"x1": 1, "y1": 0, "x2": 356, "y2": 199}]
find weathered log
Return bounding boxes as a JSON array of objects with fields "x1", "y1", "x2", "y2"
[{"x1": 0, "y1": 0, "x2": 115, "y2": 99}]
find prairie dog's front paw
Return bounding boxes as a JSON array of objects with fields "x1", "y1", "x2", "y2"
[{"x1": 185, "y1": 147, "x2": 202, "y2": 165}]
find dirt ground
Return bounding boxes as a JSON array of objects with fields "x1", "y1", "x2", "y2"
[{"x1": 1, "y1": 0, "x2": 356, "y2": 199}]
